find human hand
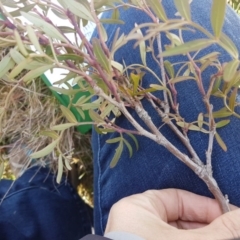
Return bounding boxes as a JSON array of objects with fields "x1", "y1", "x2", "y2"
[{"x1": 105, "y1": 189, "x2": 240, "y2": 240}]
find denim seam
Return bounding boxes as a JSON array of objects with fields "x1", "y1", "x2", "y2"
[
  {"x1": 0, "y1": 186, "x2": 42, "y2": 200},
  {"x1": 97, "y1": 131, "x2": 103, "y2": 234}
]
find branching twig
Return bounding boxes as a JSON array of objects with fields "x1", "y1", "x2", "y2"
[{"x1": 147, "y1": 96, "x2": 203, "y2": 166}]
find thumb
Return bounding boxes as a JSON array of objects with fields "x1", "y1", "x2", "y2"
[{"x1": 203, "y1": 209, "x2": 240, "y2": 239}]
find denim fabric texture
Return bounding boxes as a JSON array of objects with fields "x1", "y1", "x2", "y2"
[
  {"x1": 92, "y1": 0, "x2": 240, "y2": 235},
  {"x1": 0, "y1": 167, "x2": 92, "y2": 240}
]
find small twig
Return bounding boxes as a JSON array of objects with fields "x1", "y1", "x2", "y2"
[
  {"x1": 90, "y1": 0, "x2": 109, "y2": 57},
  {"x1": 104, "y1": 119, "x2": 141, "y2": 136},
  {"x1": 188, "y1": 53, "x2": 206, "y2": 95},
  {"x1": 67, "y1": 10, "x2": 94, "y2": 60},
  {"x1": 156, "y1": 32, "x2": 170, "y2": 113},
  {"x1": 205, "y1": 105, "x2": 215, "y2": 176},
  {"x1": 178, "y1": 29, "x2": 206, "y2": 95},
  {"x1": 204, "y1": 74, "x2": 219, "y2": 177}
]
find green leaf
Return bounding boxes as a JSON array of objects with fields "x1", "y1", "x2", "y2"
[
  {"x1": 9, "y1": 58, "x2": 42, "y2": 79},
  {"x1": 212, "y1": 107, "x2": 232, "y2": 118},
  {"x1": 110, "y1": 140, "x2": 123, "y2": 168},
  {"x1": 51, "y1": 123, "x2": 78, "y2": 131},
  {"x1": 168, "y1": 76, "x2": 195, "y2": 84},
  {"x1": 14, "y1": 30, "x2": 28, "y2": 56},
  {"x1": 100, "y1": 103, "x2": 115, "y2": 119},
  {"x1": 223, "y1": 60, "x2": 239, "y2": 82},
  {"x1": 50, "y1": 86, "x2": 79, "y2": 95},
  {"x1": 123, "y1": 138, "x2": 133, "y2": 157},
  {"x1": 57, "y1": 54, "x2": 84, "y2": 62},
  {"x1": 126, "y1": 133, "x2": 139, "y2": 150},
  {"x1": 9, "y1": 59, "x2": 28, "y2": 79},
  {"x1": 30, "y1": 139, "x2": 59, "y2": 159},
  {"x1": 228, "y1": 87, "x2": 238, "y2": 111},
  {"x1": 111, "y1": 8, "x2": 120, "y2": 20},
  {"x1": 60, "y1": 105, "x2": 78, "y2": 123},
  {"x1": 111, "y1": 60, "x2": 123, "y2": 73},
  {"x1": 131, "y1": 72, "x2": 141, "y2": 94},
  {"x1": 92, "y1": 38, "x2": 110, "y2": 73},
  {"x1": 211, "y1": 0, "x2": 227, "y2": 38},
  {"x1": 9, "y1": 48, "x2": 25, "y2": 64},
  {"x1": 177, "y1": 122, "x2": 201, "y2": 131},
  {"x1": 23, "y1": 65, "x2": 52, "y2": 83},
  {"x1": 81, "y1": 103, "x2": 100, "y2": 111},
  {"x1": 161, "y1": 39, "x2": 215, "y2": 57},
  {"x1": 27, "y1": 25, "x2": 44, "y2": 53},
  {"x1": 64, "y1": 157, "x2": 72, "y2": 171},
  {"x1": 147, "y1": 0, "x2": 167, "y2": 21},
  {"x1": 174, "y1": 0, "x2": 191, "y2": 21},
  {"x1": 58, "y1": 0, "x2": 94, "y2": 22},
  {"x1": 40, "y1": 130, "x2": 59, "y2": 140},
  {"x1": 100, "y1": 19, "x2": 124, "y2": 24},
  {"x1": 166, "y1": 32, "x2": 182, "y2": 46},
  {"x1": 89, "y1": 109, "x2": 104, "y2": 123},
  {"x1": 211, "y1": 76, "x2": 222, "y2": 94},
  {"x1": 57, "y1": 154, "x2": 63, "y2": 184},
  {"x1": 135, "y1": 23, "x2": 146, "y2": 66},
  {"x1": 10, "y1": 4, "x2": 35, "y2": 17},
  {"x1": 164, "y1": 60, "x2": 175, "y2": 78},
  {"x1": 75, "y1": 95, "x2": 92, "y2": 105},
  {"x1": 220, "y1": 33, "x2": 239, "y2": 59},
  {"x1": 76, "y1": 107, "x2": 86, "y2": 120},
  {"x1": 51, "y1": 9, "x2": 68, "y2": 20},
  {"x1": 197, "y1": 113, "x2": 203, "y2": 128},
  {"x1": 95, "y1": 127, "x2": 114, "y2": 134},
  {"x1": 58, "y1": 26, "x2": 75, "y2": 33},
  {"x1": 188, "y1": 124, "x2": 201, "y2": 131},
  {"x1": 216, "y1": 119, "x2": 230, "y2": 128},
  {"x1": 199, "y1": 52, "x2": 220, "y2": 62},
  {"x1": 99, "y1": 23, "x2": 108, "y2": 42},
  {"x1": 215, "y1": 132, "x2": 227, "y2": 151},
  {"x1": 0, "y1": 55, "x2": 15, "y2": 78},
  {"x1": 21, "y1": 12, "x2": 68, "y2": 43},
  {"x1": 137, "y1": 88, "x2": 157, "y2": 95},
  {"x1": 150, "y1": 84, "x2": 167, "y2": 91},
  {"x1": 106, "y1": 137, "x2": 122, "y2": 144}
]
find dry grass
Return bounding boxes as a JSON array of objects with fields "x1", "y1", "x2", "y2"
[{"x1": 0, "y1": 71, "x2": 93, "y2": 206}]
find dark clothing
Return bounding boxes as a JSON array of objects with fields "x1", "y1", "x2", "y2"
[{"x1": 0, "y1": 167, "x2": 92, "y2": 240}]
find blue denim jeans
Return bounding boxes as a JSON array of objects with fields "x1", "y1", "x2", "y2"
[
  {"x1": 92, "y1": 0, "x2": 240, "y2": 235},
  {"x1": 0, "y1": 167, "x2": 92, "y2": 240}
]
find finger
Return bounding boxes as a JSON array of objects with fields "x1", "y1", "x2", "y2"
[
  {"x1": 142, "y1": 189, "x2": 236, "y2": 224},
  {"x1": 169, "y1": 221, "x2": 208, "y2": 229},
  {"x1": 193, "y1": 209, "x2": 240, "y2": 239}
]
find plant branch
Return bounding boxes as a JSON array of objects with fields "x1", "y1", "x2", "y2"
[
  {"x1": 156, "y1": 32, "x2": 170, "y2": 113},
  {"x1": 205, "y1": 105, "x2": 215, "y2": 177},
  {"x1": 67, "y1": 10, "x2": 95, "y2": 61},
  {"x1": 133, "y1": 100, "x2": 229, "y2": 213},
  {"x1": 147, "y1": 96, "x2": 203, "y2": 166},
  {"x1": 90, "y1": 0, "x2": 109, "y2": 57}
]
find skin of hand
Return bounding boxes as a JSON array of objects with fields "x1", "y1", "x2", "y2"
[{"x1": 105, "y1": 189, "x2": 240, "y2": 240}]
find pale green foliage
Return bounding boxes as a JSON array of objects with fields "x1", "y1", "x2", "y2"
[
  {"x1": 228, "y1": 0, "x2": 240, "y2": 12},
  {"x1": 0, "y1": 0, "x2": 239, "y2": 187}
]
